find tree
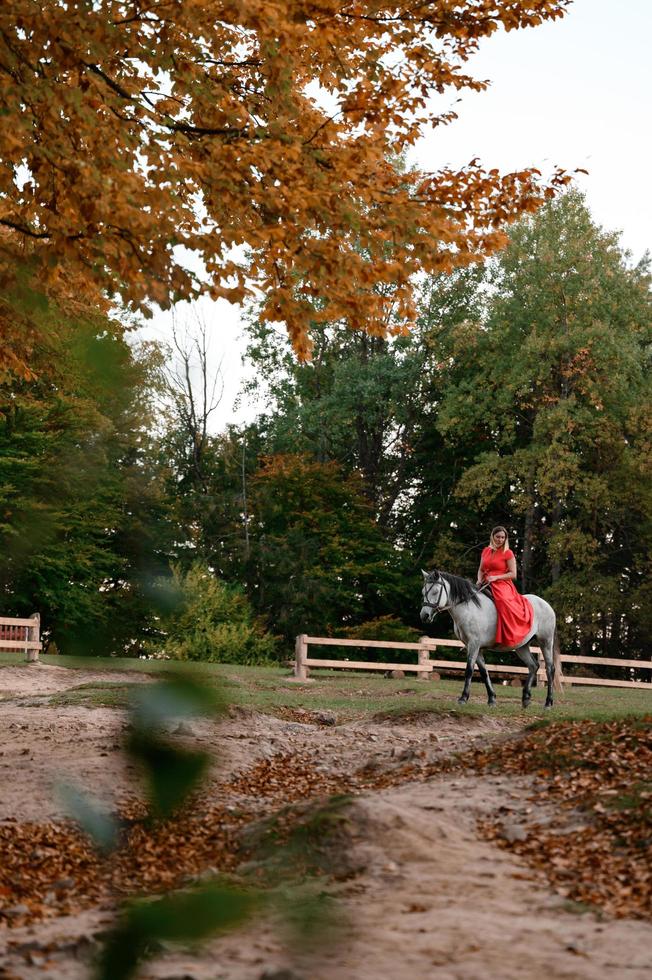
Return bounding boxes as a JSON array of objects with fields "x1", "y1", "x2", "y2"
[
  {"x1": 242, "y1": 312, "x2": 426, "y2": 526},
  {"x1": 154, "y1": 313, "x2": 237, "y2": 568},
  {"x1": 240, "y1": 265, "x2": 496, "y2": 622},
  {"x1": 388, "y1": 263, "x2": 496, "y2": 573},
  {"x1": 152, "y1": 562, "x2": 278, "y2": 664},
  {"x1": 435, "y1": 192, "x2": 652, "y2": 656},
  {"x1": 158, "y1": 315, "x2": 224, "y2": 496},
  {"x1": 1, "y1": 0, "x2": 572, "y2": 369},
  {"x1": 0, "y1": 285, "x2": 173, "y2": 654},
  {"x1": 246, "y1": 453, "x2": 409, "y2": 643},
  {"x1": 156, "y1": 422, "x2": 261, "y2": 580}
]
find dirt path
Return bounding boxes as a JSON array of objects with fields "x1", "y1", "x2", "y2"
[{"x1": 1, "y1": 664, "x2": 650, "y2": 980}]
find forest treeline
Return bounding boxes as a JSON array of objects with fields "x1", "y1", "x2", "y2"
[{"x1": 1, "y1": 193, "x2": 650, "y2": 662}]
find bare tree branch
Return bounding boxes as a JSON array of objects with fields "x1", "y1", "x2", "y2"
[{"x1": 159, "y1": 309, "x2": 224, "y2": 490}]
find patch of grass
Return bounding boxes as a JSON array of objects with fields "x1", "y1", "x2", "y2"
[
  {"x1": 0, "y1": 653, "x2": 28, "y2": 667},
  {"x1": 49, "y1": 682, "x2": 139, "y2": 709},
  {"x1": 605, "y1": 781, "x2": 652, "y2": 813},
  {"x1": 560, "y1": 898, "x2": 601, "y2": 916},
  {"x1": 1, "y1": 654, "x2": 650, "y2": 723},
  {"x1": 240, "y1": 794, "x2": 357, "y2": 884}
]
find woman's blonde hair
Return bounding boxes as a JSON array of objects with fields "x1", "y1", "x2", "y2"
[{"x1": 489, "y1": 525, "x2": 510, "y2": 552}]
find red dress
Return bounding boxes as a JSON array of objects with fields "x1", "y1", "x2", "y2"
[{"x1": 480, "y1": 547, "x2": 533, "y2": 647}]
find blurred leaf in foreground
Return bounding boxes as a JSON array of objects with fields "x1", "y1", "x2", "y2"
[
  {"x1": 60, "y1": 671, "x2": 338, "y2": 979},
  {"x1": 57, "y1": 783, "x2": 120, "y2": 856},
  {"x1": 126, "y1": 672, "x2": 225, "y2": 821},
  {"x1": 97, "y1": 882, "x2": 258, "y2": 980}
]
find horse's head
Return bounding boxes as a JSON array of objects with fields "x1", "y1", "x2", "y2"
[{"x1": 420, "y1": 569, "x2": 447, "y2": 623}]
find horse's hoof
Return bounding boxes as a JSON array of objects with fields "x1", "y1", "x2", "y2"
[
  {"x1": 521, "y1": 700, "x2": 531, "y2": 710},
  {"x1": 457, "y1": 696, "x2": 469, "y2": 705},
  {"x1": 544, "y1": 702, "x2": 554, "y2": 710},
  {"x1": 488, "y1": 699, "x2": 497, "y2": 708}
]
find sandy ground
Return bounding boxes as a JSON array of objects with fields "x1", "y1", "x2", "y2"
[{"x1": 1, "y1": 663, "x2": 651, "y2": 980}]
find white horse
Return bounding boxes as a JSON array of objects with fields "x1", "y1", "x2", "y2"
[{"x1": 420, "y1": 570, "x2": 561, "y2": 709}]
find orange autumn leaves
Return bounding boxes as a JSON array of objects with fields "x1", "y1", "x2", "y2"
[
  {"x1": 475, "y1": 717, "x2": 652, "y2": 920},
  {"x1": 0, "y1": 1, "x2": 572, "y2": 366}
]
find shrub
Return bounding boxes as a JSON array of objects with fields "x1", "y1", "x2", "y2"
[
  {"x1": 339, "y1": 616, "x2": 421, "y2": 644},
  {"x1": 332, "y1": 615, "x2": 422, "y2": 665},
  {"x1": 153, "y1": 564, "x2": 278, "y2": 665}
]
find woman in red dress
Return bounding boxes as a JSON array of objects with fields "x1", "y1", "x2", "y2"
[{"x1": 476, "y1": 526, "x2": 534, "y2": 647}]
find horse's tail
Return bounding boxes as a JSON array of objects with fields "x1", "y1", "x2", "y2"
[{"x1": 553, "y1": 626, "x2": 564, "y2": 694}]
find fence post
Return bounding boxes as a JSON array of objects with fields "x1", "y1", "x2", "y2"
[
  {"x1": 417, "y1": 637, "x2": 431, "y2": 681},
  {"x1": 26, "y1": 612, "x2": 40, "y2": 664},
  {"x1": 294, "y1": 633, "x2": 308, "y2": 681}
]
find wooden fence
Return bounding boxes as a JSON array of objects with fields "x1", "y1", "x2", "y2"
[
  {"x1": 0, "y1": 614, "x2": 42, "y2": 663},
  {"x1": 294, "y1": 634, "x2": 652, "y2": 690}
]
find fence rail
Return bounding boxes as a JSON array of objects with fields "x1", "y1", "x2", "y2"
[
  {"x1": 294, "y1": 634, "x2": 652, "y2": 690},
  {"x1": 0, "y1": 614, "x2": 41, "y2": 663}
]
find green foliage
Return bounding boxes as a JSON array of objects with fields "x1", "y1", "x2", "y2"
[
  {"x1": 127, "y1": 674, "x2": 225, "y2": 820},
  {"x1": 58, "y1": 669, "x2": 339, "y2": 979},
  {"x1": 428, "y1": 192, "x2": 652, "y2": 655},
  {"x1": 2, "y1": 191, "x2": 648, "y2": 670},
  {"x1": 247, "y1": 454, "x2": 410, "y2": 642},
  {"x1": 57, "y1": 783, "x2": 119, "y2": 856},
  {"x1": 340, "y1": 616, "x2": 421, "y2": 644},
  {"x1": 60, "y1": 672, "x2": 259, "y2": 980},
  {"x1": 334, "y1": 615, "x2": 422, "y2": 665},
  {"x1": 243, "y1": 314, "x2": 427, "y2": 526},
  {"x1": 98, "y1": 883, "x2": 257, "y2": 980},
  {"x1": 0, "y1": 279, "x2": 173, "y2": 654},
  {"x1": 154, "y1": 562, "x2": 278, "y2": 664},
  {"x1": 154, "y1": 412, "x2": 256, "y2": 580}
]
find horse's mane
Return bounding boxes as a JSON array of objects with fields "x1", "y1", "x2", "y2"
[{"x1": 438, "y1": 571, "x2": 482, "y2": 607}]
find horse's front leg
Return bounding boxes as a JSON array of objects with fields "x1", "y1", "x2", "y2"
[
  {"x1": 476, "y1": 651, "x2": 496, "y2": 707},
  {"x1": 458, "y1": 645, "x2": 480, "y2": 704},
  {"x1": 515, "y1": 644, "x2": 537, "y2": 708}
]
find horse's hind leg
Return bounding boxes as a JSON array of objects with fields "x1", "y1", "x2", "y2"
[
  {"x1": 458, "y1": 645, "x2": 480, "y2": 704},
  {"x1": 541, "y1": 635, "x2": 556, "y2": 708},
  {"x1": 476, "y1": 652, "x2": 496, "y2": 707},
  {"x1": 515, "y1": 644, "x2": 538, "y2": 708}
]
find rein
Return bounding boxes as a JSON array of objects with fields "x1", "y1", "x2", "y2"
[{"x1": 422, "y1": 579, "x2": 492, "y2": 616}]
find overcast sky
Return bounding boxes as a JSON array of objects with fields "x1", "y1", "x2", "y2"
[{"x1": 140, "y1": 0, "x2": 652, "y2": 430}]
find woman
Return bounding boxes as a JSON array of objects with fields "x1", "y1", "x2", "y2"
[{"x1": 476, "y1": 526, "x2": 533, "y2": 647}]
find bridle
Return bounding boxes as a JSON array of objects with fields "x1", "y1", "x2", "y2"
[{"x1": 421, "y1": 578, "x2": 452, "y2": 615}]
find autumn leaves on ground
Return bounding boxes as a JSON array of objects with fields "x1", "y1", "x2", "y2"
[{"x1": 0, "y1": 659, "x2": 650, "y2": 980}]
